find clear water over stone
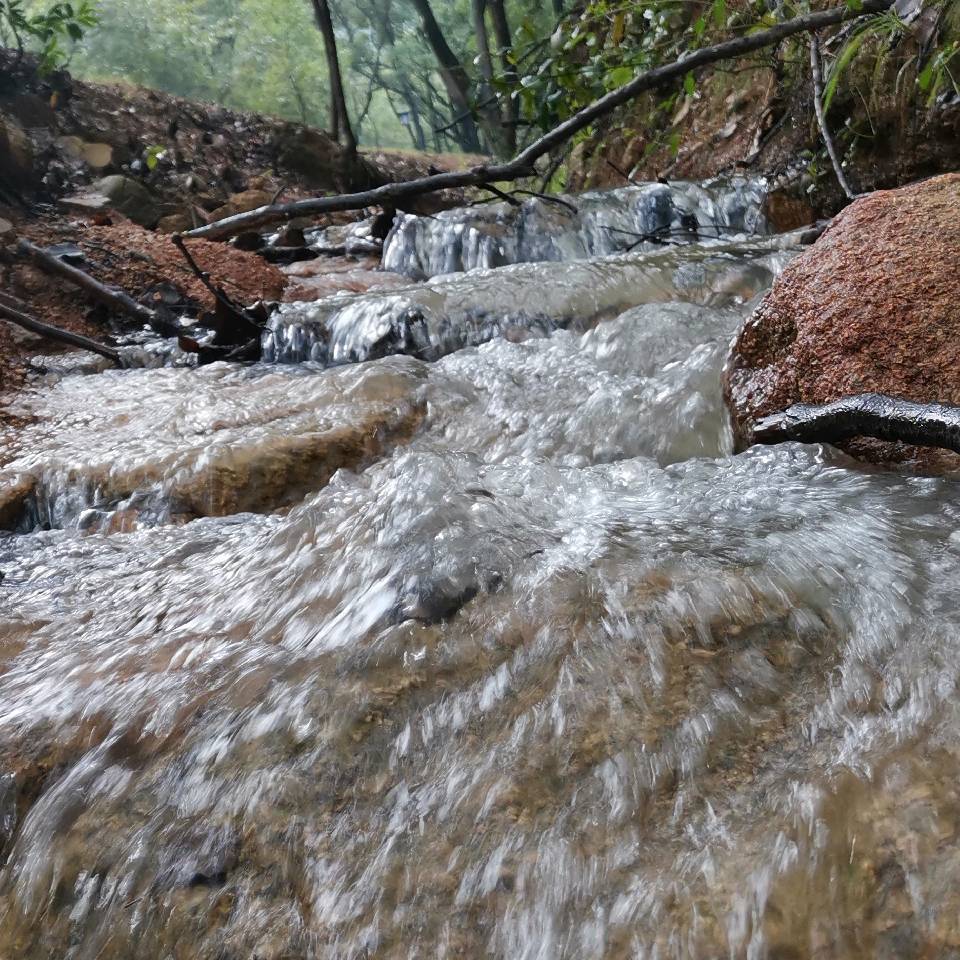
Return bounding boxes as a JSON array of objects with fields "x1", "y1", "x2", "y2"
[
  {"x1": 265, "y1": 235, "x2": 795, "y2": 366},
  {"x1": 383, "y1": 178, "x2": 769, "y2": 279},
  {"x1": 3, "y1": 188, "x2": 960, "y2": 960}
]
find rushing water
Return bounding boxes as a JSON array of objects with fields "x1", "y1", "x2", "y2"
[
  {"x1": 2, "y1": 184, "x2": 960, "y2": 959},
  {"x1": 382, "y1": 178, "x2": 769, "y2": 279}
]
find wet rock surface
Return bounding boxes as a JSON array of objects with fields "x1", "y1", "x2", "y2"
[
  {"x1": 281, "y1": 255, "x2": 410, "y2": 302},
  {"x1": 0, "y1": 475, "x2": 34, "y2": 529},
  {"x1": 0, "y1": 360, "x2": 427, "y2": 529},
  {"x1": 724, "y1": 173, "x2": 960, "y2": 469}
]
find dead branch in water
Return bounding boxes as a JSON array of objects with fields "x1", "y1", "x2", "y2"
[
  {"x1": 0, "y1": 293, "x2": 122, "y2": 364},
  {"x1": 183, "y1": 0, "x2": 893, "y2": 242},
  {"x1": 752, "y1": 394, "x2": 960, "y2": 455},
  {"x1": 169, "y1": 234, "x2": 266, "y2": 355}
]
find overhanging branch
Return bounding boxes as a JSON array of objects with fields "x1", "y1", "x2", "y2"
[
  {"x1": 809, "y1": 31, "x2": 857, "y2": 200},
  {"x1": 183, "y1": 0, "x2": 893, "y2": 242}
]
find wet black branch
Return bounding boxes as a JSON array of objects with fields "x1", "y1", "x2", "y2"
[{"x1": 752, "y1": 394, "x2": 960, "y2": 455}]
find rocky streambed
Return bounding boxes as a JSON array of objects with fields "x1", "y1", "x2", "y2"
[{"x1": 2, "y1": 175, "x2": 960, "y2": 959}]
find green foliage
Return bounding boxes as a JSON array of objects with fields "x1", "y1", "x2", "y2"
[
  {"x1": 822, "y1": 1, "x2": 959, "y2": 114},
  {"x1": 501, "y1": 0, "x2": 757, "y2": 138},
  {"x1": 47, "y1": 0, "x2": 557, "y2": 152},
  {"x1": 498, "y1": 0, "x2": 960, "y2": 170},
  {"x1": 5, "y1": 0, "x2": 956, "y2": 160},
  {"x1": 822, "y1": 10, "x2": 907, "y2": 113},
  {"x1": 1, "y1": 0, "x2": 97, "y2": 72},
  {"x1": 916, "y1": 34, "x2": 959, "y2": 103},
  {"x1": 144, "y1": 143, "x2": 165, "y2": 170}
]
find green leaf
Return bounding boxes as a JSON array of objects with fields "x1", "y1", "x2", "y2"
[
  {"x1": 823, "y1": 24, "x2": 874, "y2": 113},
  {"x1": 607, "y1": 65, "x2": 633, "y2": 87},
  {"x1": 684, "y1": 71, "x2": 695, "y2": 95},
  {"x1": 712, "y1": 0, "x2": 727, "y2": 29},
  {"x1": 145, "y1": 144, "x2": 165, "y2": 170}
]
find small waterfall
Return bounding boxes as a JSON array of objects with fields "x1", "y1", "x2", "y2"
[
  {"x1": 266, "y1": 234, "x2": 797, "y2": 366},
  {"x1": 383, "y1": 177, "x2": 770, "y2": 279}
]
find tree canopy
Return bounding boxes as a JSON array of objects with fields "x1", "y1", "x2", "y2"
[{"x1": 4, "y1": 0, "x2": 957, "y2": 178}]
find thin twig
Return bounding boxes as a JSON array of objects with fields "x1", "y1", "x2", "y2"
[
  {"x1": 170, "y1": 234, "x2": 241, "y2": 316},
  {"x1": 170, "y1": 234, "x2": 264, "y2": 345},
  {"x1": 509, "y1": 189, "x2": 578, "y2": 214},
  {"x1": 809, "y1": 30, "x2": 857, "y2": 200},
  {"x1": 538, "y1": 152, "x2": 566, "y2": 193},
  {"x1": 483, "y1": 184, "x2": 522, "y2": 207},
  {"x1": 604, "y1": 158, "x2": 638, "y2": 185}
]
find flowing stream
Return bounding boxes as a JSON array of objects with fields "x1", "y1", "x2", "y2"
[{"x1": 2, "y1": 180, "x2": 960, "y2": 959}]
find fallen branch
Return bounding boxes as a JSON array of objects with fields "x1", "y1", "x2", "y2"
[
  {"x1": 809, "y1": 31, "x2": 857, "y2": 200},
  {"x1": 0, "y1": 295, "x2": 122, "y2": 364},
  {"x1": 170, "y1": 233, "x2": 265, "y2": 349},
  {"x1": 17, "y1": 238, "x2": 179, "y2": 337},
  {"x1": 170, "y1": 233, "x2": 254, "y2": 326},
  {"x1": 184, "y1": 0, "x2": 893, "y2": 242},
  {"x1": 752, "y1": 394, "x2": 960, "y2": 455}
]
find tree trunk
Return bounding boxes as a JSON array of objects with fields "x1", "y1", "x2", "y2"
[
  {"x1": 472, "y1": 0, "x2": 495, "y2": 85},
  {"x1": 407, "y1": 0, "x2": 483, "y2": 153},
  {"x1": 310, "y1": 0, "x2": 357, "y2": 156},
  {"x1": 396, "y1": 74, "x2": 429, "y2": 151},
  {"x1": 487, "y1": 0, "x2": 517, "y2": 152}
]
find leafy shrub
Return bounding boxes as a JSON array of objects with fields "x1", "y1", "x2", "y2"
[{"x1": 0, "y1": 0, "x2": 98, "y2": 73}]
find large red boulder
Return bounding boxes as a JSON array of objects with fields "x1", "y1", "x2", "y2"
[{"x1": 724, "y1": 173, "x2": 960, "y2": 467}]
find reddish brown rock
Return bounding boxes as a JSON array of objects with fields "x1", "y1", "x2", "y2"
[
  {"x1": 282, "y1": 256, "x2": 410, "y2": 302},
  {"x1": 762, "y1": 191, "x2": 815, "y2": 233},
  {"x1": 724, "y1": 173, "x2": 960, "y2": 468}
]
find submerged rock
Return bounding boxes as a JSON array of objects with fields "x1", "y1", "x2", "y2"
[
  {"x1": 0, "y1": 361, "x2": 426, "y2": 530},
  {"x1": 0, "y1": 475, "x2": 34, "y2": 529},
  {"x1": 724, "y1": 173, "x2": 960, "y2": 468}
]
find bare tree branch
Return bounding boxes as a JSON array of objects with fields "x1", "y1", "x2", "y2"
[
  {"x1": 184, "y1": 0, "x2": 893, "y2": 242},
  {"x1": 0, "y1": 293, "x2": 122, "y2": 364},
  {"x1": 17, "y1": 239, "x2": 179, "y2": 337},
  {"x1": 809, "y1": 31, "x2": 857, "y2": 200}
]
